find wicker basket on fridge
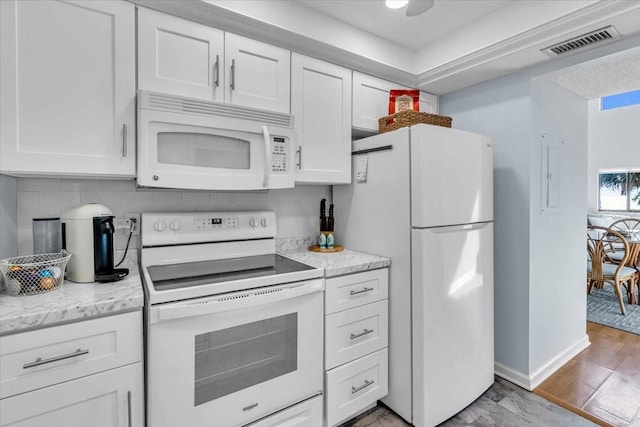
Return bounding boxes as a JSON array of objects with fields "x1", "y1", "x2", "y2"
[{"x1": 378, "y1": 110, "x2": 452, "y2": 134}]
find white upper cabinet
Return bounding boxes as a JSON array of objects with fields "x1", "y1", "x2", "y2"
[
  {"x1": 0, "y1": 0, "x2": 136, "y2": 177},
  {"x1": 225, "y1": 33, "x2": 291, "y2": 113},
  {"x1": 352, "y1": 72, "x2": 438, "y2": 133},
  {"x1": 138, "y1": 8, "x2": 224, "y2": 102},
  {"x1": 291, "y1": 54, "x2": 351, "y2": 184},
  {"x1": 137, "y1": 11, "x2": 290, "y2": 113}
]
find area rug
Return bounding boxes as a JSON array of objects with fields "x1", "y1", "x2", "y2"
[{"x1": 587, "y1": 287, "x2": 640, "y2": 335}]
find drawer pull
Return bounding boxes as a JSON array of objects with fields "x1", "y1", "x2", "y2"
[
  {"x1": 350, "y1": 287, "x2": 374, "y2": 296},
  {"x1": 352, "y1": 379, "x2": 374, "y2": 394},
  {"x1": 23, "y1": 348, "x2": 89, "y2": 369},
  {"x1": 350, "y1": 329, "x2": 374, "y2": 340}
]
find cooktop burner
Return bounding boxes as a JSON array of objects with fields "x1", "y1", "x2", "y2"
[{"x1": 148, "y1": 254, "x2": 315, "y2": 292}]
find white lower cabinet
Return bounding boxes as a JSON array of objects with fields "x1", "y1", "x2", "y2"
[
  {"x1": 324, "y1": 269, "x2": 389, "y2": 426},
  {"x1": 0, "y1": 363, "x2": 143, "y2": 427},
  {"x1": 0, "y1": 311, "x2": 143, "y2": 427}
]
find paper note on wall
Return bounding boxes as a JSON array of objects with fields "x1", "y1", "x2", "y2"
[{"x1": 356, "y1": 155, "x2": 368, "y2": 183}]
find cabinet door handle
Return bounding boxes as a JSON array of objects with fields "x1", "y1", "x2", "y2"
[
  {"x1": 214, "y1": 54, "x2": 219, "y2": 87},
  {"x1": 296, "y1": 146, "x2": 302, "y2": 169},
  {"x1": 127, "y1": 390, "x2": 132, "y2": 427},
  {"x1": 350, "y1": 287, "x2": 374, "y2": 296},
  {"x1": 230, "y1": 59, "x2": 235, "y2": 90},
  {"x1": 351, "y1": 379, "x2": 374, "y2": 394},
  {"x1": 350, "y1": 328, "x2": 374, "y2": 340},
  {"x1": 23, "y1": 348, "x2": 89, "y2": 369},
  {"x1": 122, "y1": 124, "x2": 128, "y2": 157}
]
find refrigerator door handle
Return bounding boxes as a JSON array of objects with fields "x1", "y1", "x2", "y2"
[{"x1": 418, "y1": 221, "x2": 492, "y2": 234}]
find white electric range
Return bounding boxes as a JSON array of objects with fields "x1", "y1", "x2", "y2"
[{"x1": 140, "y1": 211, "x2": 324, "y2": 427}]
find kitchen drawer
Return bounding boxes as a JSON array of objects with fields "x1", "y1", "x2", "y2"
[
  {"x1": 0, "y1": 310, "x2": 142, "y2": 399},
  {"x1": 325, "y1": 300, "x2": 388, "y2": 370},
  {"x1": 325, "y1": 348, "x2": 388, "y2": 427},
  {"x1": 325, "y1": 269, "x2": 388, "y2": 314},
  {"x1": 246, "y1": 395, "x2": 322, "y2": 427}
]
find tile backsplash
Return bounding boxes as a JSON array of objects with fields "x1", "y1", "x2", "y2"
[{"x1": 16, "y1": 178, "x2": 331, "y2": 256}]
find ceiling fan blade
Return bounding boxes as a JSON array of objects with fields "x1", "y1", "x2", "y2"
[{"x1": 405, "y1": 0, "x2": 435, "y2": 16}]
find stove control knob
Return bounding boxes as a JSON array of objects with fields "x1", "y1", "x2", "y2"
[
  {"x1": 260, "y1": 218, "x2": 269, "y2": 227},
  {"x1": 153, "y1": 220, "x2": 166, "y2": 232},
  {"x1": 249, "y1": 218, "x2": 257, "y2": 228},
  {"x1": 169, "y1": 220, "x2": 181, "y2": 231}
]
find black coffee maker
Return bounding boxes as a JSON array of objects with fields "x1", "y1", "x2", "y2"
[
  {"x1": 61, "y1": 204, "x2": 129, "y2": 283},
  {"x1": 93, "y1": 216, "x2": 129, "y2": 282}
]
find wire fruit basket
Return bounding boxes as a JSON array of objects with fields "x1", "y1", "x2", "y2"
[{"x1": 0, "y1": 252, "x2": 72, "y2": 296}]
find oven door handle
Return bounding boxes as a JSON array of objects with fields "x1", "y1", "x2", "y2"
[{"x1": 151, "y1": 280, "x2": 324, "y2": 324}]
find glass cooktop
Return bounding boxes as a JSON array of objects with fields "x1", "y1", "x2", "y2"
[{"x1": 147, "y1": 254, "x2": 315, "y2": 292}]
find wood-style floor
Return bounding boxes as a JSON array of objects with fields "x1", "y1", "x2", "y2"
[{"x1": 534, "y1": 322, "x2": 640, "y2": 427}]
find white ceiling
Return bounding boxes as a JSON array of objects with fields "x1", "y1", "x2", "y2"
[
  {"x1": 547, "y1": 50, "x2": 640, "y2": 99},
  {"x1": 298, "y1": 0, "x2": 513, "y2": 51}
]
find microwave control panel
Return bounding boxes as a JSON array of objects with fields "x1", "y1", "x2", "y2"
[{"x1": 271, "y1": 136, "x2": 288, "y2": 173}]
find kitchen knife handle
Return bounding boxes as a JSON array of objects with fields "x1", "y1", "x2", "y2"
[
  {"x1": 296, "y1": 146, "x2": 302, "y2": 169},
  {"x1": 213, "y1": 55, "x2": 220, "y2": 87},
  {"x1": 122, "y1": 124, "x2": 127, "y2": 157},
  {"x1": 230, "y1": 59, "x2": 235, "y2": 90}
]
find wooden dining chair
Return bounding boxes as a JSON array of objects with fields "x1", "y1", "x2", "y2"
[
  {"x1": 607, "y1": 218, "x2": 640, "y2": 265},
  {"x1": 608, "y1": 218, "x2": 640, "y2": 302},
  {"x1": 587, "y1": 225, "x2": 639, "y2": 314}
]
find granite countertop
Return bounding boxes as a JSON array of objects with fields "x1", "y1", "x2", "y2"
[
  {"x1": 0, "y1": 244, "x2": 388, "y2": 335},
  {"x1": 280, "y1": 248, "x2": 390, "y2": 278},
  {"x1": 0, "y1": 268, "x2": 144, "y2": 336}
]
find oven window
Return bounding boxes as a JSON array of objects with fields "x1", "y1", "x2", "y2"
[
  {"x1": 194, "y1": 313, "x2": 298, "y2": 405},
  {"x1": 157, "y1": 132, "x2": 250, "y2": 169}
]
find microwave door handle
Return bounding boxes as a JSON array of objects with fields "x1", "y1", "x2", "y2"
[{"x1": 262, "y1": 125, "x2": 272, "y2": 188}]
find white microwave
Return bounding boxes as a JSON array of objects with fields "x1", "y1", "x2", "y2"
[{"x1": 137, "y1": 91, "x2": 295, "y2": 191}]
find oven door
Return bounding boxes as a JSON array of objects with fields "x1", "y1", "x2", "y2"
[{"x1": 146, "y1": 280, "x2": 324, "y2": 427}]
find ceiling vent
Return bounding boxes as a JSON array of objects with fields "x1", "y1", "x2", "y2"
[{"x1": 541, "y1": 26, "x2": 622, "y2": 57}]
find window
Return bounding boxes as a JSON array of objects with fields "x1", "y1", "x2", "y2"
[
  {"x1": 601, "y1": 89, "x2": 640, "y2": 111},
  {"x1": 599, "y1": 171, "x2": 640, "y2": 211}
]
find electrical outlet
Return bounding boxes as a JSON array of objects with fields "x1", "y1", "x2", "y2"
[{"x1": 125, "y1": 213, "x2": 140, "y2": 235}]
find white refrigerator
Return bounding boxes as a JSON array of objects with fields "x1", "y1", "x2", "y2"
[{"x1": 334, "y1": 124, "x2": 494, "y2": 427}]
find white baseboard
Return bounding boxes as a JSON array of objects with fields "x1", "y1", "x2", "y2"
[
  {"x1": 494, "y1": 362, "x2": 533, "y2": 390},
  {"x1": 529, "y1": 334, "x2": 590, "y2": 389},
  {"x1": 494, "y1": 334, "x2": 590, "y2": 391}
]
